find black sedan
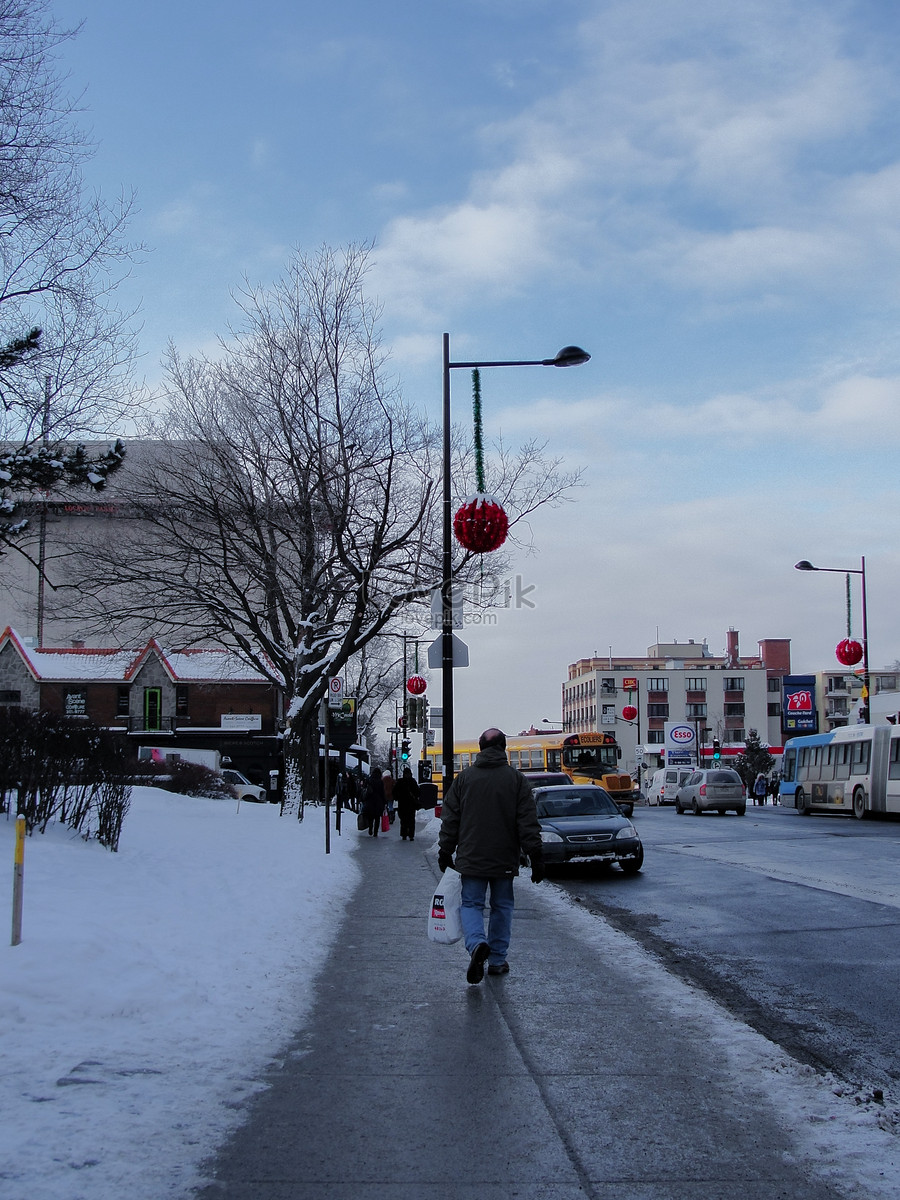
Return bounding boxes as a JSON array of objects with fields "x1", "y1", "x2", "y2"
[{"x1": 532, "y1": 785, "x2": 643, "y2": 873}]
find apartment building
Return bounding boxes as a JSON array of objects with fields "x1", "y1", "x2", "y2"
[{"x1": 562, "y1": 630, "x2": 791, "y2": 775}]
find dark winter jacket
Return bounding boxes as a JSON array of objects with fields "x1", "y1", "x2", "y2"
[
  {"x1": 439, "y1": 746, "x2": 542, "y2": 878},
  {"x1": 393, "y1": 769, "x2": 420, "y2": 817},
  {"x1": 361, "y1": 770, "x2": 385, "y2": 820}
]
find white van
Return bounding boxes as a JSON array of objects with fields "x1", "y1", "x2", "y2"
[{"x1": 647, "y1": 765, "x2": 695, "y2": 806}]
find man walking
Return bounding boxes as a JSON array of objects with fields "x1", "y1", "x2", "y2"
[{"x1": 438, "y1": 728, "x2": 544, "y2": 984}]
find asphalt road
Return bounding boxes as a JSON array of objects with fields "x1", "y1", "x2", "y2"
[{"x1": 547, "y1": 802, "x2": 900, "y2": 1095}]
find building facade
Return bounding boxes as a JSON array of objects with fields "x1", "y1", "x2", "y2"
[
  {"x1": 0, "y1": 627, "x2": 285, "y2": 788},
  {"x1": 562, "y1": 630, "x2": 791, "y2": 776}
]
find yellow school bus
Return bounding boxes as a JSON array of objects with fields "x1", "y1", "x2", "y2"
[{"x1": 425, "y1": 731, "x2": 639, "y2": 815}]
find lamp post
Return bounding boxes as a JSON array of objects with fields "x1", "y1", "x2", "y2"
[
  {"x1": 441, "y1": 335, "x2": 590, "y2": 791},
  {"x1": 794, "y1": 557, "x2": 870, "y2": 723}
]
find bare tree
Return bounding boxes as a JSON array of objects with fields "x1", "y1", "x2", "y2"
[
  {"x1": 65, "y1": 245, "x2": 579, "y2": 806},
  {"x1": 0, "y1": 0, "x2": 139, "y2": 560}
]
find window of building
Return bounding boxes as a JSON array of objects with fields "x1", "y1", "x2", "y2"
[
  {"x1": 724, "y1": 677, "x2": 744, "y2": 691},
  {"x1": 724, "y1": 703, "x2": 745, "y2": 717},
  {"x1": 600, "y1": 677, "x2": 616, "y2": 695},
  {"x1": 686, "y1": 703, "x2": 707, "y2": 718},
  {"x1": 646, "y1": 731, "x2": 664, "y2": 744},
  {"x1": 768, "y1": 677, "x2": 781, "y2": 693},
  {"x1": 767, "y1": 702, "x2": 782, "y2": 717},
  {"x1": 176, "y1": 685, "x2": 189, "y2": 717},
  {"x1": 647, "y1": 703, "x2": 669, "y2": 718},
  {"x1": 647, "y1": 677, "x2": 668, "y2": 692},
  {"x1": 726, "y1": 728, "x2": 745, "y2": 743},
  {"x1": 0, "y1": 689, "x2": 21, "y2": 704},
  {"x1": 116, "y1": 687, "x2": 130, "y2": 716},
  {"x1": 685, "y1": 677, "x2": 706, "y2": 691}
]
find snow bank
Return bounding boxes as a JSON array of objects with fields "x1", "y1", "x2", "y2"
[{"x1": 0, "y1": 788, "x2": 359, "y2": 1200}]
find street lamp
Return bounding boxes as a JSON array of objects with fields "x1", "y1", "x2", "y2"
[
  {"x1": 441, "y1": 335, "x2": 590, "y2": 791},
  {"x1": 794, "y1": 557, "x2": 870, "y2": 723}
]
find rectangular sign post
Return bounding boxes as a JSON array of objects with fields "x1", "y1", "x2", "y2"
[
  {"x1": 664, "y1": 721, "x2": 697, "y2": 765},
  {"x1": 11, "y1": 814, "x2": 25, "y2": 946}
]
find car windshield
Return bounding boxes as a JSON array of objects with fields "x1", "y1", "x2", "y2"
[{"x1": 535, "y1": 788, "x2": 620, "y2": 818}]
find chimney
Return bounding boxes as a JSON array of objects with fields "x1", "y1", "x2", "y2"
[
  {"x1": 71, "y1": 639, "x2": 85, "y2": 649},
  {"x1": 725, "y1": 629, "x2": 740, "y2": 668}
]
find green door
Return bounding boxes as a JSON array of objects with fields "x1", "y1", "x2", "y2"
[{"x1": 144, "y1": 687, "x2": 162, "y2": 731}]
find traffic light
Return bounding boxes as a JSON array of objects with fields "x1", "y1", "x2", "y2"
[
  {"x1": 405, "y1": 696, "x2": 426, "y2": 731},
  {"x1": 400, "y1": 739, "x2": 411, "y2": 762},
  {"x1": 712, "y1": 738, "x2": 721, "y2": 760}
]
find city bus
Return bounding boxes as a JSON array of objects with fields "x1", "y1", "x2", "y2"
[
  {"x1": 779, "y1": 724, "x2": 900, "y2": 819},
  {"x1": 426, "y1": 731, "x2": 640, "y2": 814}
]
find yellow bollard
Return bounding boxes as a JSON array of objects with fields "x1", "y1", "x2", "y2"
[{"x1": 11, "y1": 814, "x2": 24, "y2": 946}]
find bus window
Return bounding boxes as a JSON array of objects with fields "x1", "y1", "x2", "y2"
[
  {"x1": 782, "y1": 748, "x2": 796, "y2": 782},
  {"x1": 836, "y1": 743, "x2": 851, "y2": 780},
  {"x1": 851, "y1": 740, "x2": 870, "y2": 776},
  {"x1": 799, "y1": 747, "x2": 810, "y2": 774},
  {"x1": 822, "y1": 745, "x2": 835, "y2": 781},
  {"x1": 547, "y1": 749, "x2": 561, "y2": 770},
  {"x1": 890, "y1": 738, "x2": 900, "y2": 781}
]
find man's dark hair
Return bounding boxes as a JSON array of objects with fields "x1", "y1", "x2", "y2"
[{"x1": 478, "y1": 727, "x2": 506, "y2": 751}]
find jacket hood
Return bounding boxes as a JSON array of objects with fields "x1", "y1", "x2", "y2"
[{"x1": 474, "y1": 746, "x2": 509, "y2": 769}]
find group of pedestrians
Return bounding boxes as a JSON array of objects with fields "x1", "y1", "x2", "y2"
[
  {"x1": 752, "y1": 773, "x2": 781, "y2": 805},
  {"x1": 360, "y1": 767, "x2": 421, "y2": 839}
]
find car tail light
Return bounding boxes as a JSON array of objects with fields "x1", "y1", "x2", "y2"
[{"x1": 699, "y1": 784, "x2": 706, "y2": 796}]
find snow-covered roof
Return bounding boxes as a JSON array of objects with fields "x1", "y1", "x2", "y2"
[{"x1": 0, "y1": 628, "x2": 283, "y2": 685}]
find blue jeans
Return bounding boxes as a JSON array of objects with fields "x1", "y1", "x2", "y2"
[{"x1": 460, "y1": 876, "x2": 515, "y2": 966}]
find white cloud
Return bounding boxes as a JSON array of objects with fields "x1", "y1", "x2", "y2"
[{"x1": 374, "y1": 0, "x2": 900, "y2": 323}]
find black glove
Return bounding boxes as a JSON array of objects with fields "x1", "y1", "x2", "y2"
[
  {"x1": 438, "y1": 850, "x2": 455, "y2": 873},
  {"x1": 530, "y1": 852, "x2": 545, "y2": 884}
]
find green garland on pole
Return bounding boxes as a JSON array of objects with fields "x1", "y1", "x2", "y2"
[{"x1": 472, "y1": 368, "x2": 486, "y2": 494}]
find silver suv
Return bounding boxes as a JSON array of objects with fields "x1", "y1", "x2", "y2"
[{"x1": 674, "y1": 768, "x2": 746, "y2": 816}]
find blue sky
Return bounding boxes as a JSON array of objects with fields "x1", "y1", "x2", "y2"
[{"x1": 52, "y1": 0, "x2": 900, "y2": 737}]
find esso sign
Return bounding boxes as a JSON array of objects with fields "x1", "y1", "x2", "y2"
[{"x1": 670, "y1": 726, "x2": 694, "y2": 743}]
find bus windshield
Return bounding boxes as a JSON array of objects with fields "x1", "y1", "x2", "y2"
[{"x1": 562, "y1": 744, "x2": 618, "y2": 772}]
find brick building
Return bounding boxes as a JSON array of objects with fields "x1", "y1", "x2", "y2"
[{"x1": 0, "y1": 627, "x2": 284, "y2": 786}]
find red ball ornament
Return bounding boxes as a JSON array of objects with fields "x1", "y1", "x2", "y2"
[
  {"x1": 622, "y1": 705, "x2": 638, "y2": 722},
  {"x1": 453, "y1": 494, "x2": 509, "y2": 553},
  {"x1": 835, "y1": 638, "x2": 863, "y2": 666},
  {"x1": 406, "y1": 674, "x2": 427, "y2": 695}
]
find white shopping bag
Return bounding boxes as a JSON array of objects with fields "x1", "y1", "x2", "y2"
[{"x1": 427, "y1": 868, "x2": 463, "y2": 944}]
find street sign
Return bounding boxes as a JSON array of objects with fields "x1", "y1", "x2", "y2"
[
  {"x1": 426, "y1": 730, "x2": 436, "y2": 746},
  {"x1": 386, "y1": 726, "x2": 401, "y2": 734},
  {"x1": 431, "y1": 586, "x2": 464, "y2": 629},
  {"x1": 426, "y1": 633, "x2": 469, "y2": 669},
  {"x1": 327, "y1": 676, "x2": 344, "y2": 709}
]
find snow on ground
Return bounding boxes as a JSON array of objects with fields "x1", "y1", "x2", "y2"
[
  {"x1": 2, "y1": 793, "x2": 899, "y2": 1200},
  {"x1": 0, "y1": 787, "x2": 359, "y2": 1200},
  {"x1": 535, "y1": 883, "x2": 900, "y2": 1200}
]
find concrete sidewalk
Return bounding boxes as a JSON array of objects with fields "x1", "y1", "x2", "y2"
[{"x1": 194, "y1": 813, "x2": 847, "y2": 1200}]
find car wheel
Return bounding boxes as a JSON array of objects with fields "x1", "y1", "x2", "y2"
[
  {"x1": 852, "y1": 788, "x2": 867, "y2": 820},
  {"x1": 795, "y1": 787, "x2": 809, "y2": 816},
  {"x1": 692, "y1": 798, "x2": 701, "y2": 815},
  {"x1": 735, "y1": 807, "x2": 746, "y2": 816},
  {"x1": 716, "y1": 809, "x2": 726, "y2": 816},
  {"x1": 620, "y1": 845, "x2": 643, "y2": 874},
  {"x1": 674, "y1": 802, "x2": 683, "y2": 814}
]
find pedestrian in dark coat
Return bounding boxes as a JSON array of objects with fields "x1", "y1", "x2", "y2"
[
  {"x1": 394, "y1": 767, "x2": 420, "y2": 841},
  {"x1": 438, "y1": 728, "x2": 543, "y2": 983},
  {"x1": 362, "y1": 770, "x2": 386, "y2": 837}
]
